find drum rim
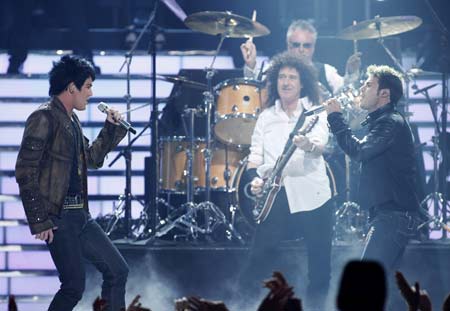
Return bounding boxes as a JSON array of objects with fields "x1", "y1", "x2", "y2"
[
  {"x1": 214, "y1": 78, "x2": 264, "y2": 92},
  {"x1": 159, "y1": 136, "x2": 206, "y2": 142},
  {"x1": 214, "y1": 112, "x2": 259, "y2": 120}
]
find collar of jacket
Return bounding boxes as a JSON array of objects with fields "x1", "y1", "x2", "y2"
[{"x1": 360, "y1": 102, "x2": 395, "y2": 127}]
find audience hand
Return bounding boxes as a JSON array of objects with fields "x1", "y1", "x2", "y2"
[
  {"x1": 395, "y1": 271, "x2": 432, "y2": 311},
  {"x1": 93, "y1": 296, "x2": 107, "y2": 311},
  {"x1": 126, "y1": 295, "x2": 151, "y2": 311},
  {"x1": 8, "y1": 295, "x2": 18, "y2": 311},
  {"x1": 174, "y1": 296, "x2": 228, "y2": 311},
  {"x1": 443, "y1": 292, "x2": 450, "y2": 311},
  {"x1": 257, "y1": 271, "x2": 302, "y2": 311}
]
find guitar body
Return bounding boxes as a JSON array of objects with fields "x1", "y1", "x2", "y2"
[{"x1": 254, "y1": 176, "x2": 282, "y2": 223}]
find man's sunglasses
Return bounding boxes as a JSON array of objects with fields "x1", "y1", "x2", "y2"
[{"x1": 288, "y1": 42, "x2": 314, "y2": 49}]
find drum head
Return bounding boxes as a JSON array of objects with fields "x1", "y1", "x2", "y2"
[{"x1": 214, "y1": 117, "x2": 256, "y2": 146}]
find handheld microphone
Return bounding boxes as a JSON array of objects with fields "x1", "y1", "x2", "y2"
[{"x1": 97, "y1": 102, "x2": 137, "y2": 134}]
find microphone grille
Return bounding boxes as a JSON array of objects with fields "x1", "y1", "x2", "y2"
[{"x1": 97, "y1": 102, "x2": 108, "y2": 113}]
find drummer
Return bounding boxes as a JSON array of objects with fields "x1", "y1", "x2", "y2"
[{"x1": 241, "y1": 19, "x2": 361, "y2": 96}]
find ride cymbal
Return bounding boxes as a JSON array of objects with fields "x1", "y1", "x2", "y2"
[{"x1": 337, "y1": 15, "x2": 422, "y2": 40}]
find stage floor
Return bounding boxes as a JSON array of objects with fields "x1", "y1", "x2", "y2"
[{"x1": 78, "y1": 239, "x2": 450, "y2": 310}]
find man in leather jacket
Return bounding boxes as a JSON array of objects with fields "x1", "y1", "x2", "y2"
[
  {"x1": 15, "y1": 55, "x2": 128, "y2": 310},
  {"x1": 325, "y1": 65, "x2": 421, "y2": 271}
]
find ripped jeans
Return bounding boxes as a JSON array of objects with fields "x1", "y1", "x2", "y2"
[{"x1": 361, "y1": 207, "x2": 420, "y2": 272}]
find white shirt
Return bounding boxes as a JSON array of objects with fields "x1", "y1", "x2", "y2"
[{"x1": 248, "y1": 97, "x2": 332, "y2": 213}]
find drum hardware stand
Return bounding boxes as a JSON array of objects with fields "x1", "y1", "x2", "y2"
[
  {"x1": 423, "y1": 0, "x2": 450, "y2": 238},
  {"x1": 198, "y1": 31, "x2": 244, "y2": 243},
  {"x1": 415, "y1": 84, "x2": 450, "y2": 237},
  {"x1": 103, "y1": 1, "x2": 159, "y2": 241},
  {"x1": 153, "y1": 31, "x2": 244, "y2": 243},
  {"x1": 105, "y1": 123, "x2": 150, "y2": 238},
  {"x1": 334, "y1": 155, "x2": 363, "y2": 242}
]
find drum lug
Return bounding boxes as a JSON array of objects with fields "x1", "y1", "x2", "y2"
[{"x1": 232, "y1": 105, "x2": 239, "y2": 113}]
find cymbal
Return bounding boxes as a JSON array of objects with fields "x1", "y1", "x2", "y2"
[
  {"x1": 406, "y1": 68, "x2": 441, "y2": 76},
  {"x1": 0, "y1": 195, "x2": 19, "y2": 202},
  {"x1": 185, "y1": 11, "x2": 270, "y2": 38},
  {"x1": 337, "y1": 16, "x2": 422, "y2": 40},
  {"x1": 156, "y1": 75, "x2": 207, "y2": 90}
]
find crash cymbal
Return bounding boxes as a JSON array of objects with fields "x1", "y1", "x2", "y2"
[
  {"x1": 185, "y1": 11, "x2": 270, "y2": 38},
  {"x1": 337, "y1": 16, "x2": 422, "y2": 40},
  {"x1": 0, "y1": 195, "x2": 19, "y2": 202},
  {"x1": 406, "y1": 68, "x2": 441, "y2": 76},
  {"x1": 156, "y1": 75, "x2": 207, "y2": 90}
]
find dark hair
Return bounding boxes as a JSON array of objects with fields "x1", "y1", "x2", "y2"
[
  {"x1": 337, "y1": 260, "x2": 386, "y2": 311},
  {"x1": 264, "y1": 51, "x2": 320, "y2": 107},
  {"x1": 367, "y1": 65, "x2": 404, "y2": 105},
  {"x1": 48, "y1": 55, "x2": 96, "y2": 96}
]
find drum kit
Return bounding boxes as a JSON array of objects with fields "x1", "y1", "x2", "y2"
[{"x1": 118, "y1": 11, "x2": 424, "y2": 244}]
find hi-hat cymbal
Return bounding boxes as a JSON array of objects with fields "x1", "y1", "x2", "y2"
[
  {"x1": 337, "y1": 16, "x2": 422, "y2": 40},
  {"x1": 156, "y1": 75, "x2": 207, "y2": 90},
  {"x1": 185, "y1": 11, "x2": 270, "y2": 38}
]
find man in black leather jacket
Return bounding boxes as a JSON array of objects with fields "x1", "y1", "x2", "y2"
[
  {"x1": 325, "y1": 65, "x2": 421, "y2": 271},
  {"x1": 15, "y1": 55, "x2": 128, "y2": 310}
]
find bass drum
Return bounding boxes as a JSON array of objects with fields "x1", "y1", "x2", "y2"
[{"x1": 231, "y1": 157, "x2": 338, "y2": 230}]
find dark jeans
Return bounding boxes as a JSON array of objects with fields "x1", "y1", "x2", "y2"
[
  {"x1": 362, "y1": 208, "x2": 420, "y2": 272},
  {"x1": 240, "y1": 189, "x2": 333, "y2": 301},
  {"x1": 47, "y1": 209, "x2": 129, "y2": 311}
]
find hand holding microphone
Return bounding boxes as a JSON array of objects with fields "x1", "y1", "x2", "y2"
[{"x1": 97, "y1": 102, "x2": 137, "y2": 134}]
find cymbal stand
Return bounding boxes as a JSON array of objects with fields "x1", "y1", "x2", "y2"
[
  {"x1": 373, "y1": 15, "x2": 413, "y2": 109},
  {"x1": 335, "y1": 155, "x2": 363, "y2": 242},
  {"x1": 415, "y1": 86, "x2": 450, "y2": 236},
  {"x1": 195, "y1": 31, "x2": 244, "y2": 243}
]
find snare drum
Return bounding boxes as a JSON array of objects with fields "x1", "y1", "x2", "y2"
[{"x1": 214, "y1": 78, "x2": 263, "y2": 146}]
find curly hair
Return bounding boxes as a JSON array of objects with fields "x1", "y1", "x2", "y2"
[
  {"x1": 49, "y1": 55, "x2": 96, "y2": 96},
  {"x1": 264, "y1": 51, "x2": 320, "y2": 107},
  {"x1": 367, "y1": 65, "x2": 404, "y2": 105}
]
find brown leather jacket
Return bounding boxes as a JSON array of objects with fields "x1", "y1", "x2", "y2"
[{"x1": 15, "y1": 97, "x2": 127, "y2": 234}]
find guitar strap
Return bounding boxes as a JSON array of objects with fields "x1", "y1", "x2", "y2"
[{"x1": 282, "y1": 109, "x2": 307, "y2": 154}]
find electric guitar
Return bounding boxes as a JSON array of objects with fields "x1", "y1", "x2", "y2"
[{"x1": 253, "y1": 115, "x2": 319, "y2": 223}]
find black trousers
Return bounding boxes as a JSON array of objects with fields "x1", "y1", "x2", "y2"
[{"x1": 240, "y1": 188, "x2": 334, "y2": 301}]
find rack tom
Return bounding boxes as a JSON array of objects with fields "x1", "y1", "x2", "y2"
[{"x1": 214, "y1": 78, "x2": 263, "y2": 146}]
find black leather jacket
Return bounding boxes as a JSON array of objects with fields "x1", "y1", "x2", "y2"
[
  {"x1": 15, "y1": 97, "x2": 127, "y2": 234},
  {"x1": 328, "y1": 103, "x2": 420, "y2": 212}
]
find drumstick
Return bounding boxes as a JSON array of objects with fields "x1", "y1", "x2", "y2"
[
  {"x1": 246, "y1": 10, "x2": 257, "y2": 58},
  {"x1": 352, "y1": 20, "x2": 358, "y2": 54}
]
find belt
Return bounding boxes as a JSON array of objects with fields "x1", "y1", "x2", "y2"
[{"x1": 63, "y1": 194, "x2": 84, "y2": 209}]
